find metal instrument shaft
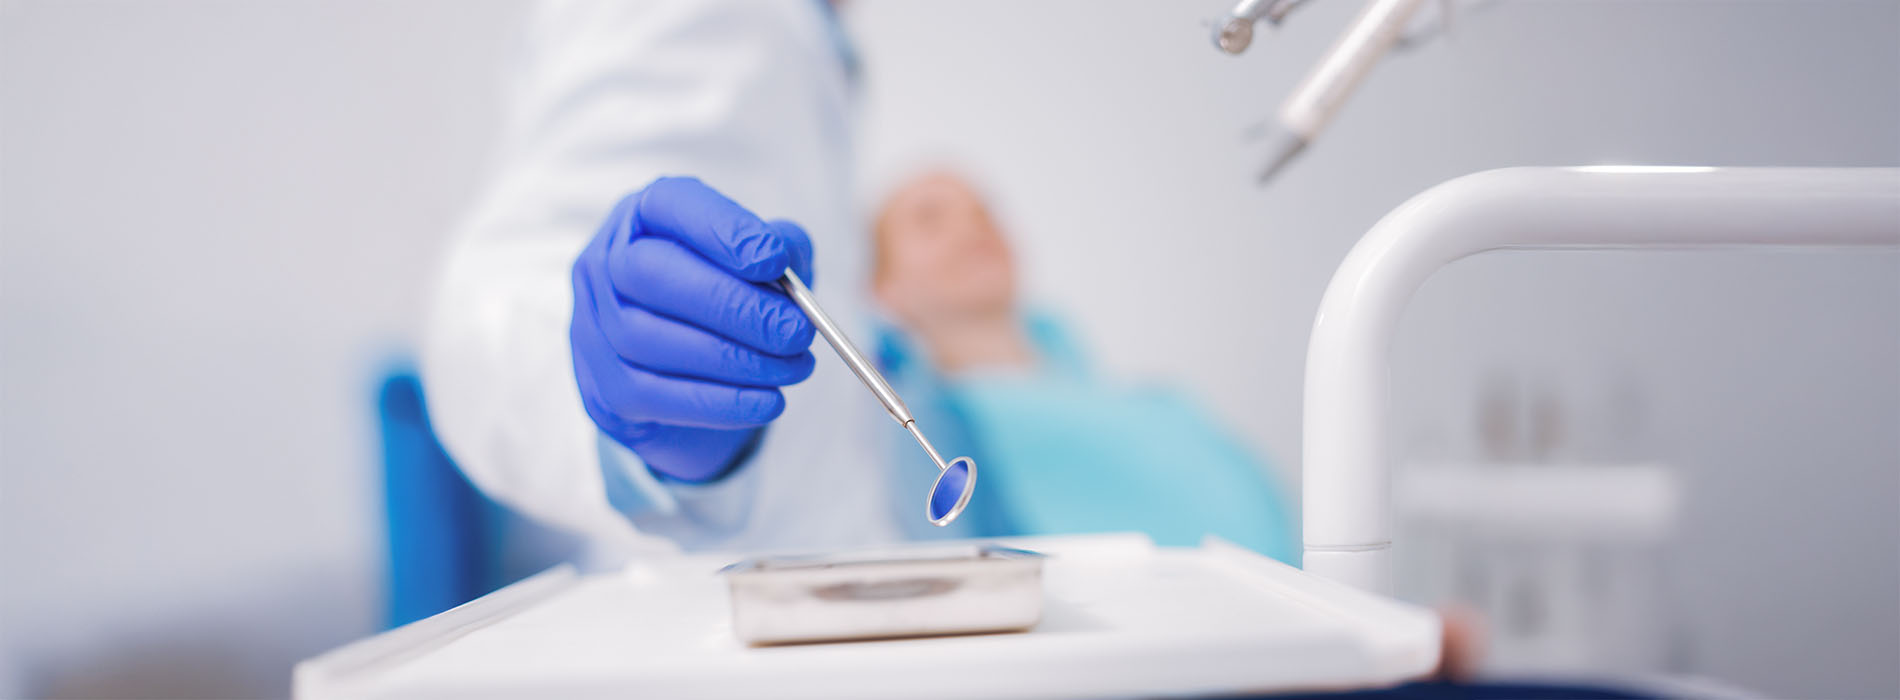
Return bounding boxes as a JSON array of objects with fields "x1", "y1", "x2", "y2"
[{"x1": 777, "y1": 270, "x2": 952, "y2": 474}]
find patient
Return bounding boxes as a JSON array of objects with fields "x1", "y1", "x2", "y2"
[
  {"x1": 870, "y1": 171, "x2": 1506, "y2": 687},
  {"x1": 872, "y1": 171, "x2": 1035, "y2": 374},
  {"x1": 867, "y1": 170, "x2": 1297, "y2": 563}
]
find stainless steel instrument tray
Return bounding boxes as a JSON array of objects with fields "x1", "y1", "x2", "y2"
[{"x1": 721, "y1": 544, "x2": 1045, "y2": 645}]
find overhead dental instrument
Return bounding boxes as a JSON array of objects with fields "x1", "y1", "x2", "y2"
[
  {"x1": 1215, "y1": 0, "x2": 1428, "y2": 184},
  {"x1": 778, "y1": 270, "x2": 976, "y2": 527},
  {"x1": 1210, "y1": 0, "x2": 1310, "y2": 54}
]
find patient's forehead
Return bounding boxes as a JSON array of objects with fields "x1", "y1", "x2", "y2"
[
  {"x1": 873, "y1": 172, "x2": 1000, "y2": 278},
  {"x1": 889, "y1": 172, "x2": 983, "y2": 214}
]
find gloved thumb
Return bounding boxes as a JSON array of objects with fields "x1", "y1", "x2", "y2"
[{"x1": 767, "y1": 219, "x2": 816, "y2": 287}]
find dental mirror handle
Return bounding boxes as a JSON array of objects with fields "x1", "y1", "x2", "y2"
[
  {"x1": 777, "y1": 270, "x2": 918, "y2": 431},
  {"x1": 779, "y1": 270, "x2": 973, "y2": 526}
]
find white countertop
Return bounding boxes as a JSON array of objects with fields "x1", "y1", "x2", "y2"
[{"x1": 295, "y1": 533, "x2": 1439, "y2": 699}]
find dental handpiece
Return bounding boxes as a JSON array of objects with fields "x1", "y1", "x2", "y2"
[
  {"x1": 777, "y1": 270, "x2": 976, "y2": 526},
  {"x1": 1214, "y1": 0, "x2": 1427, "y2": 184}
]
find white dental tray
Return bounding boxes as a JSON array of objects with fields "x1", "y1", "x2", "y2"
[{"x1": 294, "y1": 534, "x2": 1439, "y2": 699}]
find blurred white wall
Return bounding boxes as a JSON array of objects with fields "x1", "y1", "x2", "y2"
[
  {"x1": 0, "y1": 1, "x2": 519, "y2": 696},
  {"x1": 0, "y1": 0, "x2": 1894, "y2": 698}
]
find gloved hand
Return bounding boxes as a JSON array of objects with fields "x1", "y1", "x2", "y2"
[{"x1": 570, "y1": 177, "x2": 818, "y2": 482}]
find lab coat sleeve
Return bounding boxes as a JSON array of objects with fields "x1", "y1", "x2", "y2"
[
  {"x1": 420, "y1": 0, "x2": 860, "y2": 548},
  {"x1": 595, "y1": 433, "x2": 760, "y2": 543}
]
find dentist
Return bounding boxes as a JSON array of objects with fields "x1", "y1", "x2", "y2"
[{"x1": 422, "y1": 0, "x2": 917, "y2": 556}]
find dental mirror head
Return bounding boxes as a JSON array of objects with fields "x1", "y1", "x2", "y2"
[
  {"x1": 927, "y1": 456, "x2": 976, "y2": 527},
  {"x1": 776, "y1": 269, "x2": 983, "y2": 528}
]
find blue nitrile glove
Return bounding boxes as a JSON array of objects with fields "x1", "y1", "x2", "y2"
[{"x1": 570, "y1": 177, "x2": 818, "y2": 483}]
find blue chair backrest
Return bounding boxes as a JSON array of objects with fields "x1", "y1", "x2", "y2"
[{"x1": 377, "y1": 369, "x2": 491, "y2": 628}]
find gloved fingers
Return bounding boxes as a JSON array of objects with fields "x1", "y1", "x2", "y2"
[
  {"x1": 635, "y1": 176, "x2": 791, "y2": 282},
  {"x1": 572, "y1": 295, "x2": 788, "y2": 430},
  {"x1": 598, "y1": 189, "x2": 642, "y2": 246},
  {"x1": 601, "y1": 302, "x2": 816, "y2": 387},
  {"x1": 610, "y1": 236, "x2": 815, "y2": 356},
  {"x1": 614, "y1": 368, "x2": 789, "y2": 430},
  {"x1": 766, "y1": 219, "x2": 816, "y2": 286},
  {"x1": 618, "y1": 424, "x2": 763, "y2": 483},
  {"x1": 573, "y1": 342, "x2": 641, "y2": 441},
  {"x1": 571, "y1": 267, "x2": 642, "y2": 439}
]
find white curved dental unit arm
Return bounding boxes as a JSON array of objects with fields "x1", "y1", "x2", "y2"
[{"x1": 1303, "y1": 167, "x2": 1900, "y2": 594}]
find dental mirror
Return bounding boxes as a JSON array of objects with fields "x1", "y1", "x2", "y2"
[{"x1": 778, "y1": 269, "x2": 979, "y2": 527}]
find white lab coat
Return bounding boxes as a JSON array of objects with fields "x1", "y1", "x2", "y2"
[{"x1": 422, "y1": 0, "x2": 917, "y2": 557}]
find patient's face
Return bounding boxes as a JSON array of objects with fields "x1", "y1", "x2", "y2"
[{"x1": 873, "y1": 172, "x2": 1017, "y2": 324}]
